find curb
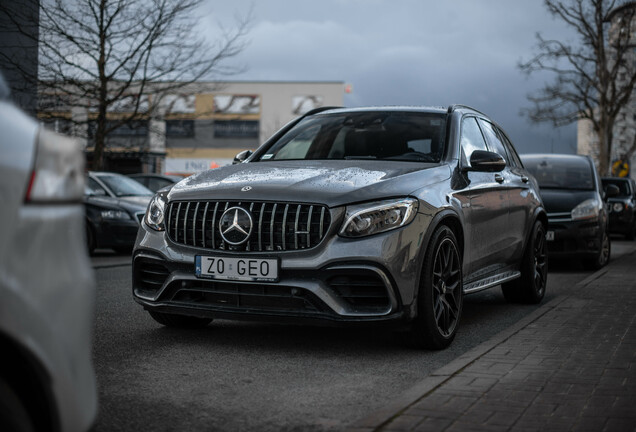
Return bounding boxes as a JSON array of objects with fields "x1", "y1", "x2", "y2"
[{"x1": 350, "y1": 262, "x2": 616, "y2": 431}]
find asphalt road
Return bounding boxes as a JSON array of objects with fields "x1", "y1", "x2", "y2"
[{"x1": 90, "y1": 239, "x2": 635, "y2": 431}]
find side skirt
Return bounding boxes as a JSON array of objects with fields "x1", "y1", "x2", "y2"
[{"x1": 463, "y1": 270, "x2": 521, "y2": 294}]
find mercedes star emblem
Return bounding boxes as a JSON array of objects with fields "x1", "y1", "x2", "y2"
[{"x1": 219, "y1": 207, "x2": 253, "y2": 245}]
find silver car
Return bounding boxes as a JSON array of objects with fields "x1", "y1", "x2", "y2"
[
  {"x1": 0, "y1": 76, "x2": 97, "y2": 431},
  {"x1": 133, "y1": 106, "x2": 548, "y2": 349}
]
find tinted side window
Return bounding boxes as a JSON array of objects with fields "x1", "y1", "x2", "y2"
[
  {"x1": 148, "y1": 178, "x2": 173, "y2": 191},
  {"x1": 460, "y1": 117, "x2": 488, "y2": 162},
  {"x1": 478, "y1": 119, "x2": 508, "y2": 163},
  {"x1": 86, "y1": 177, "x2": 107, "y2": 195},
  {"x1": 498, "y1": 129, "x2": 523, "y2": 168}
]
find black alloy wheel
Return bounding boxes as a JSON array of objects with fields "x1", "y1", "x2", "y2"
[
  {"x1": 408, "y1": 225, "x2": 463, "y2": 349},
  {"x1": 502, "y1": 220, "x2": 548, "y2": 304}
]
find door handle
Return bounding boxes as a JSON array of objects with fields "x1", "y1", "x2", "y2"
[
  {"x1": 521, "y1": 176, "x2": 529, "y2": 183},
  {"x1": 495, "y1": 174, "x2": 504, "y2": 184}
]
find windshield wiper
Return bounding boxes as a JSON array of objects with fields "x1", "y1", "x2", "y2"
[{"x1": 344, "y1": 155, "x2": 377, "y2": 160}]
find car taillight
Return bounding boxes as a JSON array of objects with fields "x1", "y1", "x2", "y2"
[{"x1": 25, "y1": 129, "x2": 85, "y2": 203}]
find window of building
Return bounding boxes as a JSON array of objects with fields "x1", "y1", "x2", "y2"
[
  {"x1": 166, "y1": 120, "x2": 195, "y2": 137},
  {"x1": 213, "y1": 120, "x2": 259, "y2": 138}
]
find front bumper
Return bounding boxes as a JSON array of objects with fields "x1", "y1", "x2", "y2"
[
  {"x1": 94, "y1": 218, "x2": 141, "y2": 249},
  {"x1": 132, "y1": 212, "x2": 433, "y2": 325},
  {"x1": 608, "y1": 207, "x2": 634, "y2": 235},
  {"x1": 545, "y1": 217, "x2": 602, "y2": 259}
]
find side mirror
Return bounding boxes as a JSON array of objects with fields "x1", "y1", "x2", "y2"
[
  {"x1": 233, "y1": 150, "x2": 253, "y2": 165},
  {"x1": 604, "y1": 183, "x2": 620, "y2": 199},
  {"x1": 467, "y1": 150, "x2": 506, "y2": 173}
]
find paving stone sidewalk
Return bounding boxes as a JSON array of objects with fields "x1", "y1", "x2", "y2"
[{"x1": 354, "y1": 250, "x2": 636, "y2": 432}]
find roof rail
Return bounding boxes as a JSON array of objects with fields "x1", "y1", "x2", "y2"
[
  {"x1": 447, "y1": 104, "x2": 488, "y2": 116},
  {"x1": 302, "y1": 106, "x2": 342, "y2": 117}
]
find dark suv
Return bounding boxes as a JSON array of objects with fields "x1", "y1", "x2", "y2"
[
  {"x1": 133, "y1": 105, "x2": 547, "y2": 349},
  {"x1": 522, "y1": 154, "x2": 612, "y2": 269},
  {"x1": 602, "y1": 177, "x2": 636, "y2": 240}
]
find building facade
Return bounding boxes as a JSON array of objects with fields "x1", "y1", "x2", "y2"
[
  {"x1": 39, "y1": 81, "x2": 345, "y2": 174},
  {"x1": 578, "y1": 2, "x2": 636, "y2": 177}
]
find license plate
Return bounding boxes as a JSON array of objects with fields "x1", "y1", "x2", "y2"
[
  {"x1": 195, "y1": 256, "x2": 278, "y2": 282},
  {"x1": 546, "y1": 231, "x2": 555, "y2": 241}
]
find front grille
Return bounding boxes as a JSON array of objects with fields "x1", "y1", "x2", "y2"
[
  {"x1": 166, "y1": 200, "x2": 331, "y2": 252},
  {"x1": 168, "y1": 279, "x2": 330, "y2": 315}
]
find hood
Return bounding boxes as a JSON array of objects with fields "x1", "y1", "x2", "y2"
[
  {"x1": 539, "y1": 188, "x2": 599, "y2": 214},
  {"x1": 84, "y1": 194, "x2": 151, "y2": 214},
  {"x1": 169, "y1": 160, "x2": 451, "y2": 207}
]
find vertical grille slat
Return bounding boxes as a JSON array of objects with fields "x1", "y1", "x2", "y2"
[
  {"x1": 258, "y1": 202, "x2": 266, "y2": 251},
  {"x1": 306, "y1": 206, "x2": 314, "y2": 248},
  {"x1": 282, "y1": 204, "x2": 289, "y2": 250},
  {"x1": 211, "y1": 202, "x2": 219, "y2": 249},
  {"x1": 167, "y1": 200, "x2": 330, "y2": 252},
  {"x1": 175, "y1": 202, "x2": 182, "y2": 243},
  {"x1": 192, "y1": 202, "x2": 200, "y2": 246},
  {"x1": 294, "y1": 204, "x2": 301, "y2": 250},
  {"x1": 183, "y1": 202, "x2": 191, "y2": 245},
  {"x1": 270, "y1": 203, "x2": 277, "y2": 251},
  {"x1": 201, "y1": 202, "x2": 209, "y2": 248}
]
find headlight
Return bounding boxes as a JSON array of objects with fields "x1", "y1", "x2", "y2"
[
  {"x1": 145, "y1": 194, "x2": 166, "y2": 231},
  {"x1": 340, "y1": 198, "x2": 418, "y2": 238},
  {"x1": 26, "y1": 129, "x2": 84, "y2": 202},
  {"x1": 101, "y1": 209, "x2": 131, "y2": 220},
  {"x1": 612, "y1": 202, "x2": 624, "y2": 213},
  {"x1": 571, "y1": 198, "x2": 600, "y2": 221}
]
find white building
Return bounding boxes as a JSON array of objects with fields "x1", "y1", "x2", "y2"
[
  {"x1": 578, "y1": 2, "x2": 636, "y2": 177},
  {"x1": 39, "y1": 81, "x2": 345, "y2": 174}
]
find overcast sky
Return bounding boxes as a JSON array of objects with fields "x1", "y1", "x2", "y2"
[{"x1": 201, "y1": 0, "x2": 579, "y2": 155}]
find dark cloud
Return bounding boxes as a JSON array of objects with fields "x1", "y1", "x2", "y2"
[{"x1": 203, "y1": 0, "x2": 579, "y2": 154}]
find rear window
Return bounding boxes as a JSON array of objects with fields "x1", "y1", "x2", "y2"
[
  {"x1": 258, "y1": 111, "x2": 446, "y2": 163},
  {"x1": 523, "y1": 157, "x2": 595, "y2": 191}
]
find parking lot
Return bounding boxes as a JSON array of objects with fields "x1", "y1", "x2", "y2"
[{"x1": 89, "y1": 239, "x2": 636, "y2": 431}]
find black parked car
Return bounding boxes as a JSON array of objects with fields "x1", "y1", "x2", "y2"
[
  {"x1": 85, "y1": 172, "x2": 153, "y2": 254},
  {"x1": 522, "y1": 154, "x2": 616, "y2": 269},
  {"x1": 133, "y1": 105, "x2": 548, "y2": 349},
  {"x1": 601, "y1": 177, "x2": 636, "y2": 240},
  {"x1": 128, "y1": 173, "x2": 183, "y2": 192}
]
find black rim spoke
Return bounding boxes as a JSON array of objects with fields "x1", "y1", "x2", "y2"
[{"x1": 432, "y1": 237, "x2": 461, "y2": 337}]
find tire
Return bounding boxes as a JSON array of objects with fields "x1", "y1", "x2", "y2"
[
  {"x1": 407, "y1": 225, "x2": 463, "y2": 350},
  {"x1": 148, "y1": 311, "x2": 212, "y2": 328},
  {"x1": 0, "y1": 376, "x2": 35, "y2": 432},
  {"x1": 502, "y1": 220, "x2": 548, "y2": 304},
  {"x1": 585, "y1": 229, "x2": 610, "y2": 270}
]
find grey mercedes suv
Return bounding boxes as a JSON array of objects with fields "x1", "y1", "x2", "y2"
[{"x1": 133, "y1": 105, "x2": 547, "y2": 349}]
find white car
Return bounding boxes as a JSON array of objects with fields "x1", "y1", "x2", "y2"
[{"x1": 0, "y1": 75, "x2": 97, "y2": 431}]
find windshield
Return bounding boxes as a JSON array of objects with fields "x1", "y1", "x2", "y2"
[
  {"x1": 523, "y1": 157, "x2": 595, "y2": 191},
  {"x1": 257, "y1": 111, "x2": 446, "y2": 163},
  {"x1": 97, "y1": 174, "x2": 154, "y2": 197}
]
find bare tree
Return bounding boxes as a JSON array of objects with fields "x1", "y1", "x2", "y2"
[
  {"x1": 0, "y1": 0, "x2": 250, "y2": 170},
  {"x1": 520, "y1": 0, "x2": 636, "y2": 175}
]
